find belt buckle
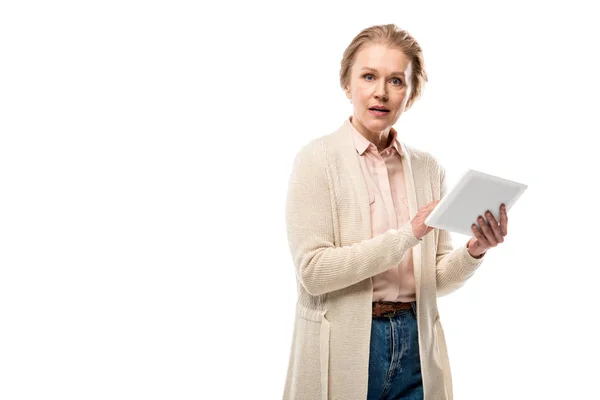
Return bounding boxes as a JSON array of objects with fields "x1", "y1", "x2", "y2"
[{"x1": 380, "y1": 304, "x2": 396, "y2": 318}]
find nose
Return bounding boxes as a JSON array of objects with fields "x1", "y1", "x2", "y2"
[{"x1": 374, "y1": 81, "x2": 388, "y2": 101}]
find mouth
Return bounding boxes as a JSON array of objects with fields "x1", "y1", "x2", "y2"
[
  {"x1": 368, "y1": 107, "x2": 390, "y2": 116},
  {"x1": 369, "y1": 107, "x2": 390, "y2": 113}
]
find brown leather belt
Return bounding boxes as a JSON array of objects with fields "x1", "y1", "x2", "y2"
[{"x1": 372, "y1": 301, "x2": 413, "y2": 318}]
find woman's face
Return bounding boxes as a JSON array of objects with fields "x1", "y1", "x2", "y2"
[{"x1": 344, "y1": 44, "x2": 412, "y2": 136}]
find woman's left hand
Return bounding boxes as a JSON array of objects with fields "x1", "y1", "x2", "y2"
[{"x1": 467, "y1": 203, "x2": 508, "y2": 258}]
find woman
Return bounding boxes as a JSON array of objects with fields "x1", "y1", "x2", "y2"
[{"x1": 283, "y1": 24, "x2": 508, "y2": 400}]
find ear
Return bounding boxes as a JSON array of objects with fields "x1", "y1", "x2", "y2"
[
  {"x1": 404, "y1": 93, "x2": 413, "y2": 111},
  {"x1": 344, "y1": 86, "x2": 351, "y2": 99}
]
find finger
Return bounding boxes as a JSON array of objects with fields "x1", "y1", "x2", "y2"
[
  {"x1": 477, "y1": 215, "x2": 497, "y2": 247},
  {"x1": 471, "y1": 222, "x2": 489, "y2": 247},
  {"x1": 485, "y1": 210, "x2": 504, "y2": 244},
  {"x1": 499, "y1": 204, "x2": 508, "y2": 236}
]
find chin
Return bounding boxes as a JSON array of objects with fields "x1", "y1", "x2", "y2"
[{"x1": 363, "y1": 116, "x2": 392, "y2": 131}]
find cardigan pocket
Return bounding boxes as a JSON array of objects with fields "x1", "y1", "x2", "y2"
[{"x1": 293, "y1": 303, "x2": 330, "y2": 400}]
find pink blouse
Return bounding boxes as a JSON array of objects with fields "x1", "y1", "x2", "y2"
[{"x1": 348, "y1": 117, "x2": 417, "y2": 302}]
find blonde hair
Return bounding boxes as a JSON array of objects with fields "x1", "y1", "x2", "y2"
[{"x1": 339, "y1": 24, "x2": 428, "y2": 110}]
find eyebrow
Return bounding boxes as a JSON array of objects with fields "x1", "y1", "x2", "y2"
[{"x1": 360, "y1": 67, "x2": 405, "y2": 76}]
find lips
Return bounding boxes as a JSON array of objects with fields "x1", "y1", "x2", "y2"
[{"x1": 369, "y1": 106, "x2": 390, "y2": 112}]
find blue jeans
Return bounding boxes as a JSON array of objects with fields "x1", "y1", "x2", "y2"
[{"x1": 367, "y1": 301, "x2": 423, "y2": 400}]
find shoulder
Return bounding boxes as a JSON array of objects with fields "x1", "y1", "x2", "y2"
[
  {"x1": 288, "y1": 132, "x2": 337, "y2": 186},
  {"x1": 403, "y1": 143, "x2": 446, "y2": 176},
  {"x1": 292, "y1": 136, "x2": 326, "y2": 169},
  {"x1": 291, "y1": 126, "x2": 344, "y2": 169}
]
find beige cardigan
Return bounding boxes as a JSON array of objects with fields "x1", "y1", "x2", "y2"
[{"x1": 283, "y1": 120, "x2": 486, "y2": 400}]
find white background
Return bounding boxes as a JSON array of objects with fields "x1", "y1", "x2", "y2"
[{"x1": 1, "y1": 1, "x2": 599, "y2": 399}]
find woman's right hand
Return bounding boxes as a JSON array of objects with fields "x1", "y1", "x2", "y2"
[{"x1": 410, "y1": 200, "x2": 440, "y2": 240}]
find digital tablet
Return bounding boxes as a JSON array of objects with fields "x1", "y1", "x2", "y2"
[{"x1": 424, "y1": 169, "x2": 528, "y2": 236}]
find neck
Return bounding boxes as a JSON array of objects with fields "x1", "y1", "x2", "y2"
[{"x1": 350, "y1": 116, "x2": 392, "y2": 151}]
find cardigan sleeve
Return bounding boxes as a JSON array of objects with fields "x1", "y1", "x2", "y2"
[
  {"x1": 434, "y1": 162, "x2": 486, "y2": 297},
  {"x1": 285, "y1": 141, "x2": 420, "y2": 296}
]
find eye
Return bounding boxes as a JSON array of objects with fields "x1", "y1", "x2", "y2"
[
  {"x1": 364, "y1": 74, "x2": 375, "y2": 81},
  {"x1": 391, "y1": 78, "x2": 403, "y2": 85}
]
